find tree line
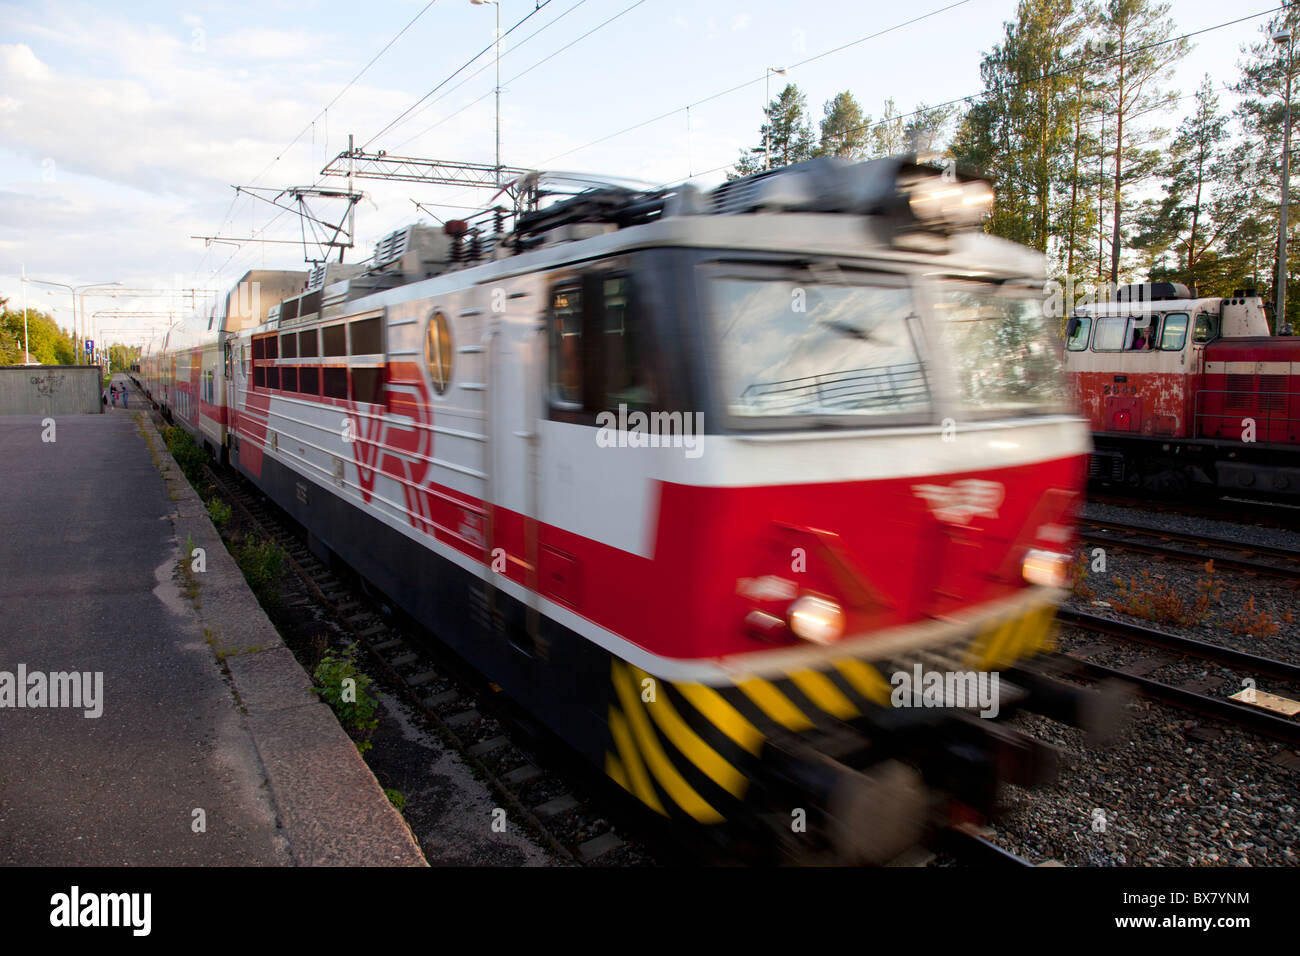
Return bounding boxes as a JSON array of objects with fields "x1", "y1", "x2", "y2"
[
  {"x1": 0, "y1": 305, "x2": 77, "y2": 365},
  {"x1": 0, "y1": 301, "x2": 140, "y2": 368},
  {"x1": 733, "y1": 0, "x2": 1300, "y2": 327}
]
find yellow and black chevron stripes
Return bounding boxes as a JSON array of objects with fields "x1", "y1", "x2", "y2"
[
  {"x1": 603, "y1": 601, "x2": 1059, "y2": 821},
  {"x1": 962, "y1": 603, "x2": 1057, "y2": 671},
  {"x1": 607, "y1": 660, "x2": 739, "y2": 823}
]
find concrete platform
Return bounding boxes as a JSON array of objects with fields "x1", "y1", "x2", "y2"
[{"x1": 0, "y1": 375, "x2": 426, "y2": 866}]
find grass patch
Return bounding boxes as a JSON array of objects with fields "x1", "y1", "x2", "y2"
[
  {"x1": 232, "y1": 535, "x2": 285, "y2": 606},
  {"x1": 312, "y1": 643, "x2": 380, "y2": 755},
  {"x1": 162, "y1": 425, "x2": 207, "y2": 484},
  {"x1": 1111, "y1": 561, "x2": 1222, "y2": 628},
  {"x1": 207, "y1": 497, "x2": 232, "y2": 530}
]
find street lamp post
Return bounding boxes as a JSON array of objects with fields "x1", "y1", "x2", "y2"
[
  {"x1": 471, "y1": 0, "x2": 502, "y2": 186},
  {"x1": 765, "y1": 66, "x2": 787, "y2": 171},
  {"x1": 1276, "y1": 28, "x2": 1294, "y2": 332},
  {"x1": 20, "y1": 264, "x2": 30, "y2": 364},
  {"x1": 26, "y1": 279, "x2": 121, "y2": 364}
]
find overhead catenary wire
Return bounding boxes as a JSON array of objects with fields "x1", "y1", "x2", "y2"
[
  {"x1": 532, "y1": 0, "x2": 974, "y2": 169},
  {"x1": 648, "y1": 8, "x2": 1286, "y2": 190},
  {"x1": 416, "y1": 1, "x2": 974, "y2": 215},
  {"x1": 363, "y1": 0, "x2": 558, "y2": 150},
  {"x1": 191, "y1": 0, "x2": 441, "y2": 286},
  {"x1": 391, "y1": 0, "x2": 650, "y2": 153},
  {"x1": 207, "y1": 0, "x2": 644, "y2": 285},
  {"x1": 390, "y1": 0, "x2": 597, "y2": 152}
]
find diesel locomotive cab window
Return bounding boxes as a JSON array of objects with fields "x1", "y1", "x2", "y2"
[
  {"x1": 1126, "y1": 315, "x2": 1158, "y2": 350},
  {"x1": 936, "y1": 282, "x2": 1065, "y2": 415},
  {"x1": 1160, "y1": 312, "x2": 1189, "y2": 350},
  {"x1": 1193, "y1": 313, "x2": 1218, "y2": 344},
  {"x1": 1066, "y1": 315, "x2": 1091, "y2": 351},
  {"x1": 1092, "y1": 316, "x2": 1128, "y2": 351},
  {"x1": 710, "y1": 269, "x2": 928, "y2": 419}
]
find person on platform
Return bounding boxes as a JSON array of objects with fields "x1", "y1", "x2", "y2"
[{"x1": 110, "y1": 384, "x2": 118, "y2": 407}]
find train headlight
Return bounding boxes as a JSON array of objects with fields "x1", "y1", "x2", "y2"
[
  {"x1": 788, "y1": 595, "x2": 845, "y2": 645},
  {"x1": 903, "y1": 175, "x2": 994, "y2": 230},
  {"x1": 1022, "y1": 549, "x2": 1070, "y2": 589}
]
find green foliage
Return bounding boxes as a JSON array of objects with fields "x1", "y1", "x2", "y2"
[
  {"x1": 107, "y1": 344, "x2": 140, "y2": 372},
  {"x1": 732, "y1": 83, "x2": 817, "y2": 177},
  {"x1": 233, "y1": 535, "x2": 284, "y2": 605},
  {"x1": 1130, "y1": 76, "x2": 1235, "y2": 290},
  {"x1": 0, "y1": 307, "x2": 76, "y2": 365},
  {"x1": 816, "y1": 91, "x2": 870, "y2": 159},
  {"x1": 313, "y1": 644, "x2": 380, "y2": 754},
  {"x1": 206, "y1": 497, "x2": 232, "y2": 531},
  {"x1": 383, "y1": 788, "x2": 406, "y2": 812},
  {"x1": 161, "y1": 425, "x2": 208, "y2": 484},
  {"x1": 951, "y1": 0, "x2": 1089, "y2": 255}
]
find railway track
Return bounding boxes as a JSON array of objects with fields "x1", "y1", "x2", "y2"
[
  {"x1": 929, "y1": 824, "x2": 1037, "y2": 867},
  {"x1": 202, "y1": 462, "x2": 652, "y2": 865},
  {"x1": 1086, "y1": 490, "x2": 1300, "y2": 533},
  {"x1": 1057, "y1": 607, "x2": 1300, "y2": 743},
  {"x1": 1077, "y1": 517, "x2": 1300, "y2": 581}
]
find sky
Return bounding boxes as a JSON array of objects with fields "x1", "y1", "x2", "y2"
[{"x1": 0, "y1": 0, "x2": 1284, "y2": 347}]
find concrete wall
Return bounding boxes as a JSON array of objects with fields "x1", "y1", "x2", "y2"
[{"x1": 0, "y1": 365, "x2": 104, "y2": 415}]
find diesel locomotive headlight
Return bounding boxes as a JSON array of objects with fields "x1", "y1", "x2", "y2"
[
  {"x1": 1022, "y1": 549, "x2": 1070, "y2": 589},
  {"x1": 787, "y1": 595, "x2": 845, "y2": 645}
]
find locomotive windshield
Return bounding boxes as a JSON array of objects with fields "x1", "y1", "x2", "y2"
[
  {"x1": 933, "y1": 281, "x2": 1065, "y2": 416},
  {"x1": 710, "y1": 270, "x2": 929, "y2": 420}
]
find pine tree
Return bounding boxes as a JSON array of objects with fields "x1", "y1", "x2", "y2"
[
  {"x1": 904, "y1": 102, "x2": 958, "y2": 157},
  {"x1": 1094, "y1": 0, "x2": 1188, "y2": 284},
  {"x1": 869, "y1": 98, "x2": 907, "y2": 157},
  {"x1": 951, "y1": 0, "x2": 1085, "y2": 253},
  {"x1": 732, "y1": 84, "x2": 817, "y2": 177},
  {"x1": 1232, "y1": 5, "x2": 1300, "y2": 326},
  {"x1": 1059, "y1": 14, "x2": 1108, "y2": 282},
  {"x1": 1130, "y1": 76, "x2": 1232, "y2": 289},
  {"x1": 816, "y1": 92, "x2": 870, "y2": 159}
]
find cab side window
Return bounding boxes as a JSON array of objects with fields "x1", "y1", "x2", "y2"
[
  {"x1": 546, "y1": 271, "x2": 660, "y2": 423},
  {"x1": 602, "y1": 276, "x2": 655, "y2": 412},
  {"x1": 1160, "y1": 312, "x2": 1189, "y2": 350},
  {"x1": 1066, "y1": 315, "x2": 1091, "y2": 351},
  {"x1": 1126, "y1": 315, "x2": 1157, "y2": 351},
  {"x1": 1193, "y1": 313, "x2": 1218, "y2": 344},
  {"x1": 548, "y1": 285, "x2": 584, "y2": 408},
  {"x1": 1092, "y1": 316, "x2": 1127, "y2": 351}
]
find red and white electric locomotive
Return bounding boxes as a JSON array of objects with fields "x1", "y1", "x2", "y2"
[
  {"x1": 143, "y1": 157, "x2": 1109, "y2": 862},
  {"x1": 1064, "y1": 282, "x2": 1300, "y2": 497}
]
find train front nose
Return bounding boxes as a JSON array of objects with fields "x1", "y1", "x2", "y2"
[{"x1": 748, "y1": 658, "x2": 1130, "y2": 865}]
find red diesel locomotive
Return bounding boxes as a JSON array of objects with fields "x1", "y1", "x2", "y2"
[{"x1": 1064, "y1": 282, "x2": 1300, "y2": 498}]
